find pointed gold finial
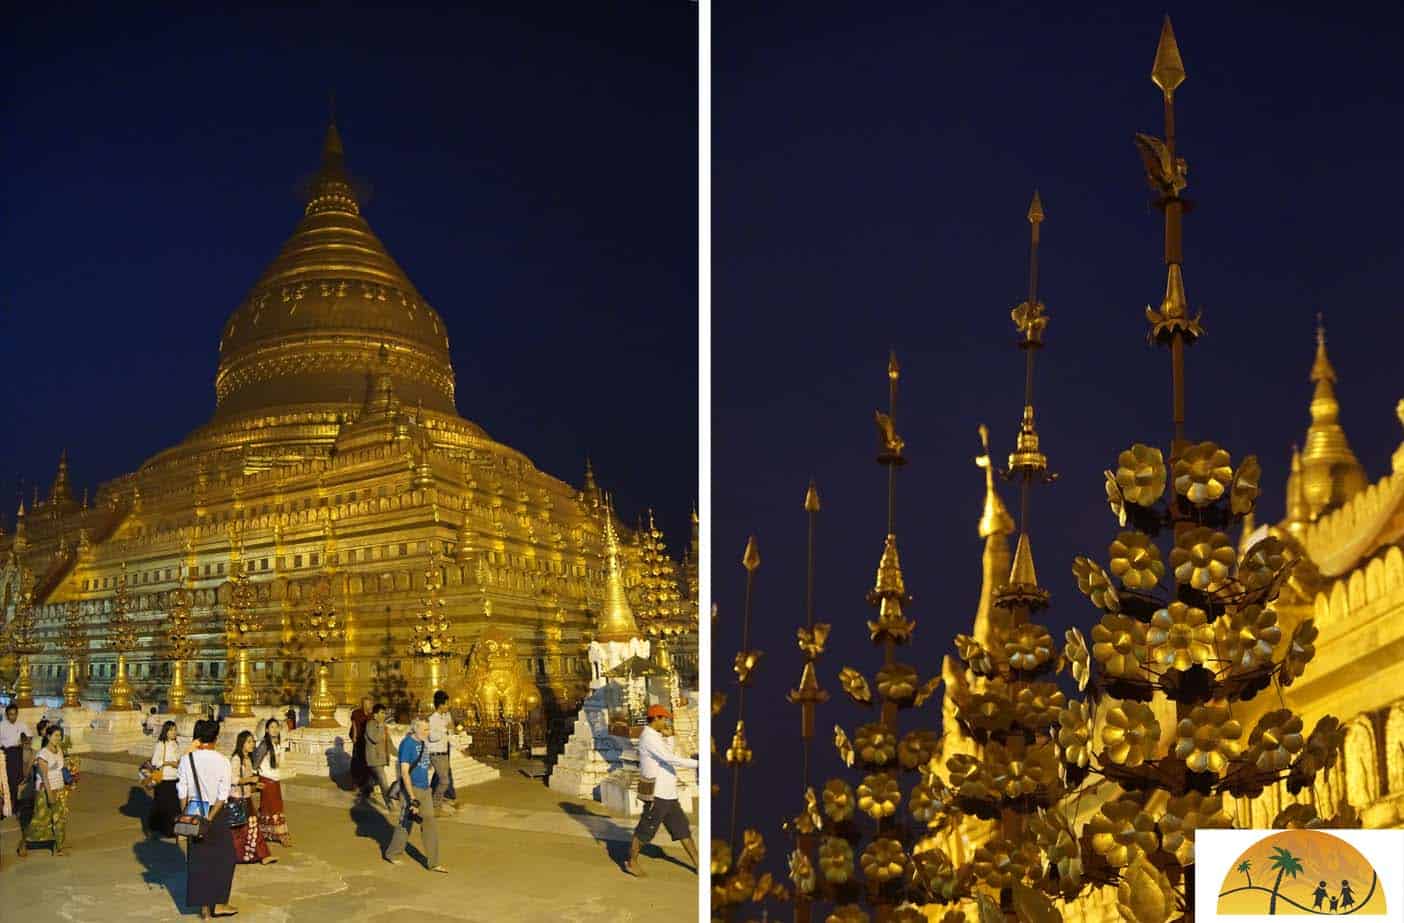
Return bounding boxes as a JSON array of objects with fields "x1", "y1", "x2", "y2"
[
  {"x1": 1310, "y1": 312, "x2": 1336, "y2": 383},
  {"x1": 1008, "y1": 532, "x2": 1038, "y2": 586},
  {"x1": 804, "y1": 480, "x2": 821, "y2": 513},
  {"x1": 1027, "y1": 189, "x2": 1045, "y2": 225},
  {"x1": 596, "y1": 508, "x2": 641, "y2": 642},
  {"x1": 887, "y1": 349, "x2": 900, "y2": 382},
  {"x1": 742, "y1": 535, "x2": 761, "y2": 572},
  {"x1": 870, "y1": 533, "x2": 907, "y2": 600},
  {"x1": 976, "y1": 425, "x2": 1015, "y2": 539},
  {"x1": 1151, "y1": 15, "x2": 1186, "y2": 97}
]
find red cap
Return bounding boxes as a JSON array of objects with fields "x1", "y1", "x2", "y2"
[{"x1": 646, "y1": 705, "x2": 673, "y2": 720}]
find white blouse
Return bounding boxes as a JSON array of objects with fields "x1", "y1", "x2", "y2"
[
  {"x1": 151, "y1": 738, "x2": 181, "y2": 769},
  {"x1": 176, "y1": 748, "x2": 232, "y2": 806},
  {"x1": 35, "y1": 747, "x2": 65, "y2": 790}
]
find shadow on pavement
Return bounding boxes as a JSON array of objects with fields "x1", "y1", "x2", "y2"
[
  {"x1": 119, "y1": 784, "x2": 153, "y2": 835},
  {"x1": 557, "y1": 800, "x2": 686, "y2": 874},
  {"x1": 349, "y1": 798, "x2": 431, "y2": 865},
  {"x1": 134, "y1": 833, "x2": 196, "y2": 916}
]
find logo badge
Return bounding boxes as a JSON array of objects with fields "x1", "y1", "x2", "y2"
[{"x1": 1197, "y1": 828, "x2": 1403, "y2": 920}]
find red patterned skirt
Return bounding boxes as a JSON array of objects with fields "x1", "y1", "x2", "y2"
[
  {"x1": 230, "y1": 798, "x2": 270, "y2": 864},
  {"x1": 257, "y1": 777, "x2": 290, "y2": 842}
]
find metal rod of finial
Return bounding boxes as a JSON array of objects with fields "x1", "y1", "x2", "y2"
[
  {"x1": 729, "y1": 543, "x2": 758, "y2": 854},
  {"x1": 886, "y1": 350, "x2": 899, "y2": 534},
  {"x1": 802, "y1": 480, "x2": 818, "y2": 791}
]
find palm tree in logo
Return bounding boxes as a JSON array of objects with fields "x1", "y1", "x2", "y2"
[
  {"x1": 1237, "y1": 859, "x2": 1253, "y2": 888},
  {"x1": 1268, "y1": 846, "x2": 1305, "y2": 915}
]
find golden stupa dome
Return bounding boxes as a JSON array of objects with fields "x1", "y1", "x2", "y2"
[{"x1": 212, "y1": 121, "x2": 457, "y2": 421}]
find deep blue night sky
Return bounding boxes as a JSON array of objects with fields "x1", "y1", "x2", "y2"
[
  {"x1": 1, "y1": 4, "x2": 698, "y2": 545},
  {"x1": 714, "y1": 4, "x2": 1403, "y2": 839}
]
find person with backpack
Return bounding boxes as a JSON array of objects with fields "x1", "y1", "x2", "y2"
[
  {"x1": 177, "y1": 719, "x2": 239, "y2": 919},
  {"x1": 383, "y1": 717, "x2": 446, "y2": 872}
]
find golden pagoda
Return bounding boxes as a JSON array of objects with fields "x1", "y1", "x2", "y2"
[{"x1": 0, "y1": 119, "x2": 694, "y2": 721}]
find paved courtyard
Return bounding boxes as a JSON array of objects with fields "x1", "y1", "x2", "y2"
[{"x1": 0, "y1": 760, "x2": 698, "y2": 921}]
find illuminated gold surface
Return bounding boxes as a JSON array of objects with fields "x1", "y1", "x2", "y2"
[{"x1": 0, "y1": 120, "x2": 692, "y2": 727}]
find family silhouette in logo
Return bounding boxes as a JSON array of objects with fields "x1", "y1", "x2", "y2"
[{"x1": 1312, "y1": 880, "x2": 1357, "y2": 913}]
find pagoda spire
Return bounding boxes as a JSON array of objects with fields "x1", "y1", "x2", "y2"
[
  {"x1": 1300, "y1": 315, "x2": 1365, "y2": 518},
  {"x1": 995, "y1": 191, "x2": 1055, "y2": 611},
  {"x1": 973, "y1": 425, "x2": 1013, "y2": 646},
  {"x1": 49, "y1": 449, "x2": 73, "y2": 506},
  {"x1": 305, "y1": 107, "x2": 360, "y2": 217},
  {"x1": 595, "y1": 495, "x2": 640, "y2": 642}
]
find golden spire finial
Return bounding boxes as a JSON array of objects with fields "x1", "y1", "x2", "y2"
[
  {"x1": 1008, "y1": 532, "x2": 1038, "y2": 587},
  {"x1": 887, "y1": 349, "x2": 900, "y2": 382},
  {"x1": 1027, "y1": 189, "x2": 1044, "y2": 225},
  {"x1": 976, "y1": 425, "x2": 1015, "y2": 539},
  {"x1": 803, "y1": 480, "x2": 821, "y2": 513},
  {"x1": 1310, "y1": 312, "x2": 1336, "y2": 384},
  {"x1": 596, "y1": 503, "x2": 640, "y2": 642},
  {"x1": 1151, "y1": 15, "x2": 1186, "y2": 98},
  {"x1": 742, "y1": 535, "x2": 760, "y2": 572}
]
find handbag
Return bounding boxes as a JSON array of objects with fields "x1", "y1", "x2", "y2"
[
  {"x1": 636, "y1": 775, "x2": 655, "y2": 802},
  {"x1": 226, "y1": 796, "x2": 249, "y2": 827},
  {"x1": 173, "y1": 753, "x2": 212, "y2": 841}
]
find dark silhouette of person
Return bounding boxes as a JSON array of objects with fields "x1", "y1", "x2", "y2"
[
  {"x1": 1313, "y1": 881, "x2": 1329, "y2": 909},
  {"x1": 1341, "y1": 880, "x2": 1356, "y2": 909},
  {"x1": 1331, "y1": 896, "x2": 1339, "y2": 912}
]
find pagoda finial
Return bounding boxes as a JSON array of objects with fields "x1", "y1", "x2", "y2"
[
  {"x1": 1310, "y1": 312, "x2": 1336, "y2": 384},
  {"x1": 975, "y1": 425, "x2": 1014, "y2": 539},
  {"x1": 1300, "y1": 314, "x2": 1364, "y2": 517},
  {"x1": 596, "y1": 500, "x2": 640, "y2": 642},
  {"x1": 1151, "y1": 15, "x2": 1187, "y2": 98},
  {"x1": 306, "y1": 103, "x2": 358, "y2": 217},
  {"x1": 49, "y1": 449, "x2": 73, "y2": 506}
]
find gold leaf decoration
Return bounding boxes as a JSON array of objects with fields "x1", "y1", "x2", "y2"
[
  {"x1": 788, "y1": 848, "x2": 817, "y2": 894},
  {"x1": 854, "y1": 721, "x2": 897, "y2": 767},
  {"x1": 1280, "y1": 618, "x2": 1318, "y2": 686},
  {"x1": 913, "y1": 674, "x2": 942, "y2": 707},
  {"x1": 1091, "y1": 613, "x2": 1148, "y2": 678},
  {"x1": 733, "y1": 649, "x2": 763, "y2": 685},
  {"x1": 1105, "y1": 470, "x2": 1128, "y2": 526},
  {"x1": 859, "y1": 837, "x2": 908, "y2": 882},
  {"x1": 1116, "y1": 854, "x2": 1177, "y2": 923},
  {"x1": 875, "y1": 662, "x2": 919, "y2": 703},
  {"x1": 1011, "y1": 883, "x2": 1062, "y2": 923},
  {"x1": 822, "y1": 778, "x2": 855, "y2": 822},
  {"x1": 1108, "y1": 530, "x2": 1164, "y2": 589},
  {"x1": 1169, "y1": 526, "x2": 1235, "y2": 591},
  {"x1": 1230, "y1": 454, "x2": 1261, "y2": 515},
  {"x1": 1073, "y1": 556, "x2": 1121, "y2": 612},
  {"x1": 711, "y1": 839, "x2": 732, "y2": 876},
  {"x1": 1100, "y1": 701, "x2": 1161, "y2": 767},
  {"x1": 797, "y1": 623, "x2": 831, "y2": 657},
  {"x1": 1005, "y1": 622, "x2": 1056, "y2": 671},
  {"x1": 1159, "y1": 791, "x2": 1232, "y2": 865},
  {"x1": 1064, "y1": 627, "x2": 1090, "y2": 690},
  {"x1": 1147, "y1": 601, "x2": 1214, "y2": 669},
  {"x1": 838, "y1": 666, "x2": 873, "y2": 704},
  {"x1": 1089, "y1": 796, "x2": 1157, "y2": 867},
  {"x1": 857, "y1": 772, "x2": 902, "y2": 820},
  {"x1": 833, "y1": 725, "x2": 856, "y2": 767},
  {"x1": 1057, "y1": 700, "x2": 1094, "y2": 768},
  {"x1": 1115, "y1": 443, "x2": 1167, "y2": 506},
  {"x1": 819, "y1": 836, "x2": 855, "y2": 884},
  {"x1": 1174, "y1": 703, "x2": 1243, "y2": 774},
  {"x1": 1173, "y1": 441, "x2": 1233, "y2": 507},
  {"x1": 1216, "y1": 603, "x2": 1282, "y2": 673}
]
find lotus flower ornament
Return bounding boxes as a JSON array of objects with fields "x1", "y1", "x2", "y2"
[
  {"x1": 1108, "y1": 530, "x2": 1164, "y2": 589},
  {"x1": 1101, "y1": 701, "x2": 1160, "y2": 767},
  {"x1": 1174, "y1": 703, "x2": 1242, "y2": 774},
  {"x1": 1173, "y1": 441, "x2": 1233, "y2": 507},
  {"x1": 1147, "y1": 601, "x2": 1214, "y2": 670},
  {"x1": 1169, "y1": 526, "x2": 1235, "y2": 591},
  {"x1": 1091, "y1": 613, "x2": 1148, "y2": 678},
  {"x1": 1115, "y1": 443, "x2": 1167, "y2": 506}
]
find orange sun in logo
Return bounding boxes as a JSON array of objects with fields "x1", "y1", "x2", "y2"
[{"x1": 1218, "y1": 829, "x2": 1385, "y2": 915}]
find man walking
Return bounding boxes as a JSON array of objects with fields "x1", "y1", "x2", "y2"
[
  {"x1": 384, "y1": 717, "x2": 446, "y2": 873},
  {"x1": 0, "y1": 705, "x2": 30, "y2": 816},
  {"x1": 364, "y1": 704, "x2": 396, "y2": 809},
  {"x1": 426, "y1": 691, "x2": 455, "y2": 816},
  {"x1": 625, "y1": 705, "x2": 698, "y2": 877}
]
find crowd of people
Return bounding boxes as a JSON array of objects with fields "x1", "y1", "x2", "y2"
[{"x1": 0, "y1": 690, "x2": 700, "y2": 913}]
